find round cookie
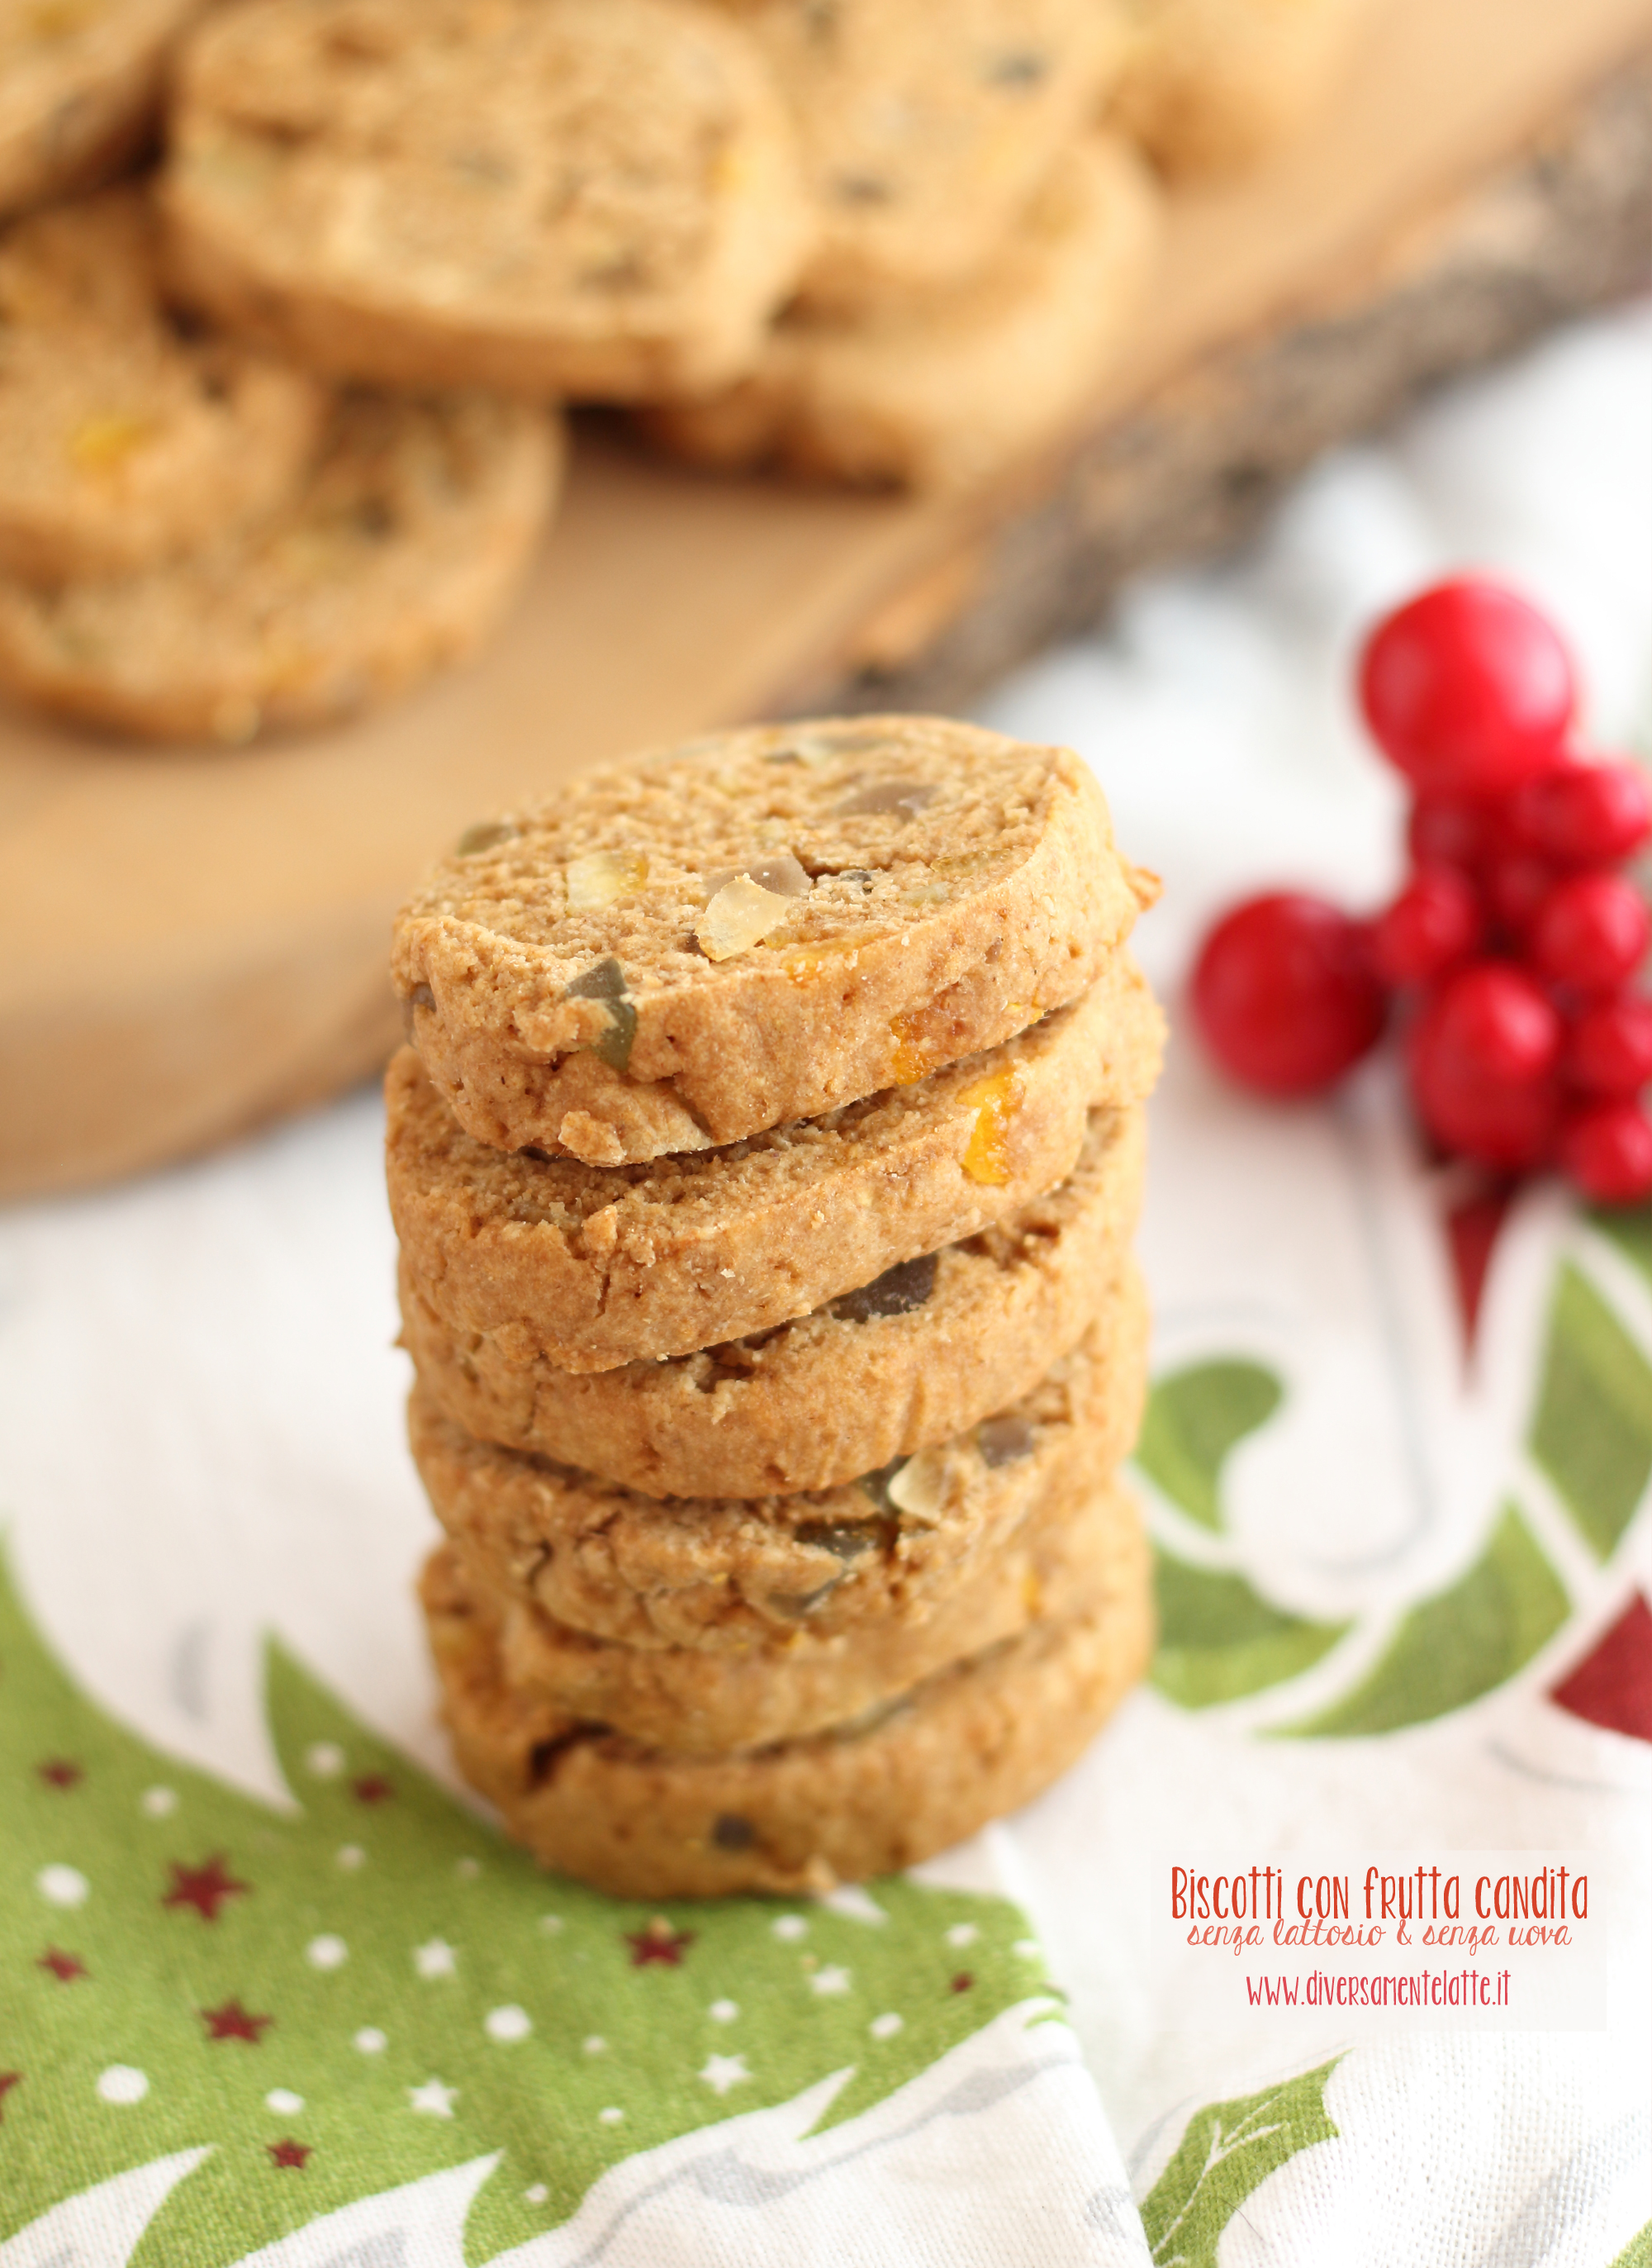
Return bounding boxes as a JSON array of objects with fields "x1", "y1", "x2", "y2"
[
  {"x1": 387, "y1": 955, "x2": 1164, "y2": 1372},
  {"x1": 421, "y1": 1509, "x2": 1153, "y2": 1897},
  {"x1": 713, "y1": 0, "x2": 1127, "y2": 310},
  {"x1": 401, "y1": 1102, "x2": 1145, "y2": 1496},
  {"x1": 393, "y1": 715, "x2": 1157, "y2": 1163},
  {"x1": 1108, "y1": 0, "x2": 1368, "y2": 177},
  {"x1": 0, "y1": 185, "x2": 325, "y2": 583},
  {"x1": 0, "y1": 389, "x2": 558, "y2": 743},
  {"x1": 410, "y1": 1289, "x2": 1149, "y2": 1654},
  {"x1": 490, "y1": 1472, "x2": 1138, "y2": 1754},
  {"x1": 160, "y1": 0, "x2": 812, "y2": 401},
  {"x1": 643, "y1": 136, "x2": 1159, "y2": 494},
  {"x1": 0, "y1": 0, "x2": 202, "y2": 222}
]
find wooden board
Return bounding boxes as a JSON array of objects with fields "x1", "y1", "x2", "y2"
[{"x1": 3, "y1": 0, "x2": 1651, "y2": 1201}]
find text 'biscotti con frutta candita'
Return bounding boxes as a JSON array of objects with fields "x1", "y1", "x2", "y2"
[{"x1": 387, "y1": 715, "x2": 1165, "y2": 1897}]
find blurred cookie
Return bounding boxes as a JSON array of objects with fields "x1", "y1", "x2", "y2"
[
  {"x1": 422, "y1": 1505, "x2": 1152, "y2": 1895},
  {"x1": 0, "y1": 389, "x2": 559, "y2": 742},
  {"x1": 161, "y1": 0, "x2": 812, "y2": 399},
  {"x1": 1108, "y1": 0, "x2": 1367, "y2": 175},
  {"x1": 0, "y1": 0, "x2": 202, "y2": 221},
  {"x1": 387, "y1": 958, "x2": 1164, "y2": 1373},
  {"x1": 489, "y1": 1470, "x2": 1141, "y2": 1753},
  {"x1": 643, "y1": 135, "x2": 1159, "y2": 492},
  {"x1": 409, "y1": 1296, "x2": 1148, "y2": 1653},
  {"x1": 395, "y1": 715, "x2": 1155, "y2": 1163},
  {"x1": 401, "y1": 1105, "x2": 1146, "y2": 1496},
  {"x1": 0, "y1": 184, "x2": 324, "y2": 582},
  {"x1": 716, "y1": 0, "x2": 1127, "y2": 309}
]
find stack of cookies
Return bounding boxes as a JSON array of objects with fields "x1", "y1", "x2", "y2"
[{"x1": 387, "y1": 716, "x2": 1165, "y2": 1897}]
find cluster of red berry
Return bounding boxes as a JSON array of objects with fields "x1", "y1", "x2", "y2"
[{"x1": 1191, "y1": 578, "x2": 1652, "y2": 1204}]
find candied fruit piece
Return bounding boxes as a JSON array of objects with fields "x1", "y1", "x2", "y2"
[
  {"x1": 890, "y1": 1007, "x2": 938, "y2": 1083},
  {"x1": 696, "y1": 876, "x2": 795, "y2": 961},
  {"x1": 564, "y1": 958, "x2": 635, "y2": 1071},
  {"x1": 835, "y1": 778, "x2": 941, "y2": 819},
  {"x1": 792, "y1": 1520, "x2": 876, "y2": 1561},
  {"x1": 885, "y1": 1449, "x2": 948, "y2": 1523},
  {"x1": 831, "y1": 1252, "x2": 938, "y2": 1322},
  {"x1": 68, "y1": 412, "x2": 154, "y2": 474},
  {"x1": 705, "y1": 850, "x2": 811, "y2": 899},
  {"x1": 566, "y1": 849, "x2": 648, "y2": 911},
  {"x1": 977, "y1": 1415, "x2": 1034, "y2": 1467},
  {"x1": 958, "y1": 1067, "x2": 1019, "y2": 1184}
]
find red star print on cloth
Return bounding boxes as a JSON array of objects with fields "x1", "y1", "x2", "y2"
[
  {"x1": 0, "y1": 2074, "x2": 19, "y2": 2119},
  {"x1": 950, "y1": 1972, "x2": 975, "y2": 1993},
  {"x1": 352, "y1": 1774, "x2": 395, "y2": 1804},
  {"x1": 625, "y1": 1917, "x2": 695, "y2": 1966},
  {"x1": 37, "y1": 1949, "x2": 87, "y2": 1982},
  {"x1": 268, "y1": 2139, "x2": 311, "y2": 2169},
  {"x1": 36, "y1": 1759, "x2": 82, "y2": 1789},
  {"x1": 1550, "y1": 1594, "x2": 1652, "y2": 1743},
  {"x1": 163, "y1": 1853, "x2": 249, "y2": 1922},
  {"x1": 202, "y1": 1999, "x2": 273, "y2": 2043}
]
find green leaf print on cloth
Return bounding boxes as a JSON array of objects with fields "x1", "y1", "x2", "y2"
[
  {"x1": 1140, "y1": 2057, "x2": 1341, "y2": 2268},
  {"x1": 0, "y1": 1545, "x2": 1042, "y2": 2264},
  {"x1": 1150, "y1": 1554, "x2": 1347, "y2": 1709},
  {"x1": 1142, "y1": 1208, "x2": 1652, "y2": 1734},
  {"x1": 1281, "y1": 1504, "x2": 1569, "y2": 1738},
  {"x1": 1135, "y1": 1361, "x2": 1284, "y2": 1533},
  {"x1": 1137, "y1": 1357, "x2": 1347, "y2": 1708},
  {"x1": 1530, "y1": 1262, "x2": 1652, "y2": 1563},
  {"x1": 1607, "y1": 2218, "x2": 1652, "y2": 2268},
  {"x1": 1593, "y1": 1200, "x2": 1652, "y2": 1287}
]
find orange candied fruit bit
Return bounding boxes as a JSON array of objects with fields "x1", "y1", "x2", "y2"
[
  {"x1": 779, "y1": 940, "x2": 850, "y2": 986},
  {"x1": 958, "y1": 1067, "x2": 1018, "y2": 1185},
  {"x1": 890, "y1": 1008, "x2": 937, "y2": 1084},
  {"x1": 69, "y1": 411, "x2": 154, "y2": 476}
]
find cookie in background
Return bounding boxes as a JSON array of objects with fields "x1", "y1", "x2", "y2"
[
  {"x1": 0, "y1": 0, "x2": 204, "y2": 221},
  {"x1": 0, "y1": 390, "x2": 561, "y2": 743},
  {"x1": 0, "y1": 183, "x2": 324, "y2": 582},
  {"x1": 641, "y1": 136, "x2": 1161, "y2": 492},
  {"x1": 1107, "y1": 0, "x2": 1372, "y2": 175},
  {"x1": 710, "y1": 0, "x2": 1132, "y2": 310},
  {"x1": 159, "y1": 0, "x2": 814, "y2": 399}
]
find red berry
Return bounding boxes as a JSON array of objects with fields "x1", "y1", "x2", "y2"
[
  {"x1": 1359, "y1": 578, "x2": 1575, "y2": 798},
  {"x1": 1408, "y1": 798, "x2": 1495, "y2": 874},
  {"x1": 1371, "y1": 868, "x2": 1482, "y2": 986},
  {"x1": 1192, "y1": 892, "x2": 1386, "y2": 1098},
  {"x1": 1419, "y1": 961, "x2": 1562, "y2": 1082},
  {"x1": 1408, "y1": 1043, "x2": 1559, "y2": 1171},
  {"x1": 1564, "y1": 995, "x2": 1652, "y2": 1096},
  {"x1": 1405, "y1": 963, "x2": 1562, "y2": 1170},
  {"x1": 1559, "y1": 1101, "x2": 1652, "y2": 1204},
  {"x1": 1530, "y1": 872, "x2": 1650, "y2": 994},
  {"x1": 1484, "y1": 850, "x2": 1559, "y2": 939},
  {"x1": 1514, "y1": 757, "x2": 1652, "y2": 866}
]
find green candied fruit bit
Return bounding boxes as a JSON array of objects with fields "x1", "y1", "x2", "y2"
[
  {"x1": 455, "y1": 819, "x2": 516, "y2": 857},
  {"x1": 565, "y1": 956, "x2": 636, "y2": 1072}
]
